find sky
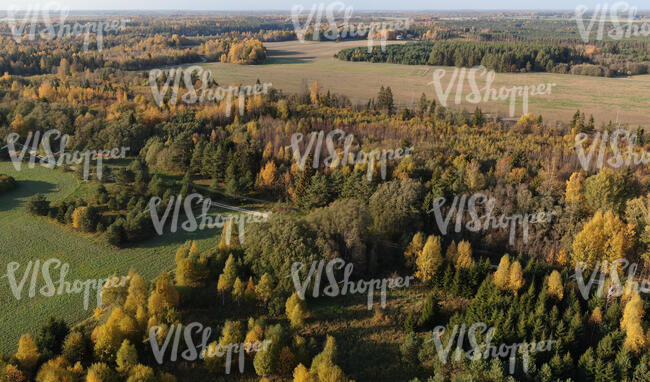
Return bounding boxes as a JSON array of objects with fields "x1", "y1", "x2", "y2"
[{"x1": 0, "y1": 0, "x2": 643, "y2": 11}]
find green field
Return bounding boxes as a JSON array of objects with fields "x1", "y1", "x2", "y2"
[
  {"x1": 0, "y1": 162, "x2": 230, "y2": 353},
  {"x1": 199, "y1": 40, "x2": 650, "y2": 125}
]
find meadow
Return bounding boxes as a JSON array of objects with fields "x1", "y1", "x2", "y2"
[
  {"x1": 199, "y1": 40, "x2": 650, "y2": 125},
  {"x1": 0, "y1": 162, "x2": 233, "y2": 353}
]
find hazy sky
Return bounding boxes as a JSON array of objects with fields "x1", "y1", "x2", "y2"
[{"x1": 0, "y1": 0, "x2": 637, "y2": 11}]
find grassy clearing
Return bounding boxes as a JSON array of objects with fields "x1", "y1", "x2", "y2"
[
  {"x1": 0, "y1": 161, "x2": 231, "y2": 353},
  {"x1": 197, "y1": 40, "x2": 650, "y2": 125}
]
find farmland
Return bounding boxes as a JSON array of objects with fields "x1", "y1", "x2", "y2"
[{"x1": 199, "y1": 40, "x2": 650, "y2": 125}]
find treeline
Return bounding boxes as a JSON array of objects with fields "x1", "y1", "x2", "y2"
[
  {"x1": 0, "y1": 34, "x2": 267, "y2": 75},
  {"x1": 335, "y1": 41, "x2": 588, "y2": 73}
]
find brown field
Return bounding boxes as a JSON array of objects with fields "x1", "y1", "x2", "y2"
[{"x1": 198, "y1": 40, "x2": 650, "y2": 126}]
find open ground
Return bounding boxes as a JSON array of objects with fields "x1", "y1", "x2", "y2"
[{"x1": 198, "y1": 40, "x2": 650, "y2": 126}]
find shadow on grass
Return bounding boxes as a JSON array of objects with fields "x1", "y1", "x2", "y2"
[
  {"x1": 266, "y1": 48, "x2": 316, "y2": 64},
  {"x1": 127, "y1": 222, "x2": 222, "y2": 250},
  {"x1": 0, "y1": 180, "x2": 56, "y2": 212},
  {"x1": 266, "y1": 56, "x2": 316, "y2": 65}
]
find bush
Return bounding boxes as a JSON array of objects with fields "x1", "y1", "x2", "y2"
[
  {"x1": 400, "y1": 332, "x2": 421, "y2": 365},
  {"x1": 0, "y1": 174, "x2": 16, "y2": 193},
  {"x1": 105, "y1": 220, "x2": 126, "y2": 247},
  {"x1": 28, "y1": 194, "x2": 50, "y2": 215},
  {"x1": 81, "y1": 206, "x2": 100, "y2": 232},
  {"x1": 418, "y1": 294, "x2": 439, "y2": 330},
  {"x1": 570, "y1": 64, "x2": 606, "y2": 77}
]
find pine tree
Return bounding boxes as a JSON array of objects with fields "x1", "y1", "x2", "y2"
[
  {"x1": 385, "y1": 87, "x2": 394, "y2": 115},
  {"x1": 417, "y1": 93, "x2": 428, "y2": 117}
]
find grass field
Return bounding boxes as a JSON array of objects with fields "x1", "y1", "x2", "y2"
[
  {"x1": 0, "y1": 162, "x2": 234, "y2": 353},
  {"x1": 198, "y1": 40, "x2": 650, "y2": 125}
]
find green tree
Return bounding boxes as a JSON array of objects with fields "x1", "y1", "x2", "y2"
[
  {"x1": 583, "y1": 168, "x2": 627, "y2": 214},
  {"x1": 35, "y1": 317, "x2": 69, "y2": 360},
  {"x1": 369, "y1": 179, "x2": 423, "y2": 239},
  {"x1": 28, "y1": 194, "x2": 50, "y2": 215}
]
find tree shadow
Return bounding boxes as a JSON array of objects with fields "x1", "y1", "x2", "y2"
[
  {"x1": 0, "y1": 180, "x2": 56, "y2": 212},
  {"x1": 266, "y1": 56, "x2": 316, "y2": 65},
  {"x1": 266, "y1": 48, "x2": 315, "y2": 64},
  {"x1": 126, "y1": 224, "x2": 222, "y2": 249}
]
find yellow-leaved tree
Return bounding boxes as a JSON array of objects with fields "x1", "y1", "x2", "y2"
[
  {"x1": 286, "y1": 292, "x2": 308, "y2": 328},
  {"x1": 571, "y1": 210, "x2": 635, "y2": 267},
  {"x1": 455, "y1": 240, "x2": 473, "y2": 269},
  {"x1": 256, "y1": 273, "x2": 274, "y2": 305},
  {"x1": 493, "y1": 254, "x2": 511, "y2": 290},
  {"x1": 15, "y1": 334, "x2": 40, "y2": 372},
  {"x1": 621, "y1": 293, "x2": 646, "y2": 353},
  {"x1": 547, "y1": 270, "x2": 564, "y2": 300},
  {"x1": 258, "y1": 161, "x2": 278, "y2": 188},
  {"x1": 565, "y1": 171, "x2": 585, "y2": 205},
  {"x1": 508, "y1": 261, "x2": 525, "y2": 295},
  {"x1": 415, "y1": 235, "x2": 443, "y2": 282},
  {"x1": 404, "y1": 232, "x2": 424, "y2": 270}
]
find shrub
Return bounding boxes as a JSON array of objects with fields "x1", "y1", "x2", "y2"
[
  {"x1": 0, "y1": 174, "x2": 16, "y2": 193},
  {"x1": 28, "y1": 194, "x2": 50, "y2": 215}
]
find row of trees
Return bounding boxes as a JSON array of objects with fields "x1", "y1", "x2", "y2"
[{"x1": 335, "y1": 41, "x2": 587, "y2": 73}]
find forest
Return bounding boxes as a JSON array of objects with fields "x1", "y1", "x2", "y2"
[
  {"x1": 334, "y1": 41, "x2": 650, "y2": 76},
  {"x1": 1, "y1": 10, "x2": 650, "y2": 382}
]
